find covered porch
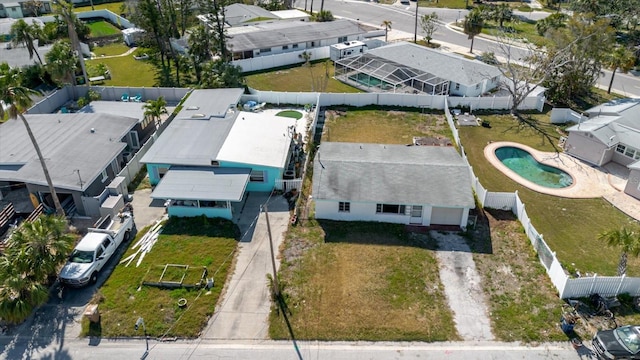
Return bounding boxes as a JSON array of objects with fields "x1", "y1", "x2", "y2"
[{"x1": 150, "y1": 166, "x2": 250, "y2": 220}]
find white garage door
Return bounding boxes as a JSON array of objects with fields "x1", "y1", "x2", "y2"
[{"x1": 431, "y1": 207, "x2": 463, "y2": 226}]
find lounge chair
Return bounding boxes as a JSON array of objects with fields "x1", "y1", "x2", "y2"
[
  {"x1": 121, "y1": 93, "x2": 129, "y2": 102},
  {"x1": 133, "y1": 94, "x2": 142, "y2": 102}
]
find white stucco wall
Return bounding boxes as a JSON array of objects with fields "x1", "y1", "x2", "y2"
[
  {"x1": 565, "y1": 132, "x2": 607, "y2": 165},
  {"x1": 314, "y1": 200, "x2": 468, "y2": 228}
]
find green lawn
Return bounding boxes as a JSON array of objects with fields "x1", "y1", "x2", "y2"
[
  {"x1": 92, "y1": 43, "x2": 130, "y2": 57},
  {"x1": 323, "y1": 106, "x2": 452, "y2": 144},
  {"x1": 458, "y1": 112, "x2": 640, "y2": 277},
  {"x1": 83, "y1": 216, "x2": 239, "y2": 338},
  {"x1": 75, "y1": 1, "x2": 124, "y2": 13},
  {"x1": 271, "y1": 221, "x2": 458, "y2": 341},
  {"x1": 87, "y1": 20, "x2": 121, "y2": 37},
  {"x1": 87, "y1": 54, "x2": 156, "y2": 87},
  {"x1": 417, "y1": 0, "x2": 469, "y2": 9},
  {"x1": 482, "y1": 20, "x2": 551, "y2": 48},
  {"x1": 245, "y1": 62, "x2": 362, "y2": 93},
  {"x1": 276, "y1": 110, "x2": 303, "y2": 119}
]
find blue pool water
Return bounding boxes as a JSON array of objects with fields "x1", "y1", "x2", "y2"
[{"x1": 495, "y1": 146, "x2": 573, "y2": 188}]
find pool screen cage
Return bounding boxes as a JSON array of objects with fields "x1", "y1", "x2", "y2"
[{"x1": 335, "y1": 54, "x2": 449, "y2": 95}]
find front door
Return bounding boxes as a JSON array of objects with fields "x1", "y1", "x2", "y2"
[{"x1": 410, "y1": 205, "x2": 423, "y2": 224}]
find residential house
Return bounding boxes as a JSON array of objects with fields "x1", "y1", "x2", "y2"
[
  {"x1": 334, "y1": 42, "x2": 503, "y2": 96},
  {"x1": 0, "y1": 113, "x2": 139, "y2": 216},
  {"x1": 564, "y1": 98, "x2": 640, "y2": 199},
  {"x1": 141, "y1": 88, "x2": 303, "y2": 220},
  {"x1": 312, "y1": 142, "x2": 475, "y2": 228},
  {"x1": 197, "y1": 4, "x2": 309, "y2": 28},
  {"x1": 77, "y1": 100, "x2": 159, "y2": 160},
  {"x1": 0, "y1": 0, "x2": 52, "y2": 18},
  {"x1": 227, "y1": 19, "x2": 367, "y2": 60}
]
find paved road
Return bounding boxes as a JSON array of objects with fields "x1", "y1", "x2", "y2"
[
  {"x1": 0, "y1": 337, "x2": 586, "y2": 359},
  {"x1": 298, "y1": 0, "x2": 640, "y2": 98}
]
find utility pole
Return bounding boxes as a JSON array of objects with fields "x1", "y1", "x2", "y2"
[
  {"x1": 414, "y1": 0, "x2": 419, "y2": 43},
  {"x1": 263, "y1": 205, "x2": 281, "y2": 298}
]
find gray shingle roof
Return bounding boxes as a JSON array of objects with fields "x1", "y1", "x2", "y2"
[
  {"x1": 77, "y1": 100, "x2": 145, "y2": 120},
  {"x1": 367, "y1": 42, "x2": 502, "y2": 86},
  {"x1": 227, "y1": 19, "x2": 367, "y2": 52},
  {"x1": 567, "y1": 98, "x2": 640, "y2": 146},
  {"x1": 224, "y1": 3, "x2": 277, "y2": 26},
  {"x1": 312, "y1": 142, "x2": 475, "y2": 207},
  {"x1": 140, "y1": 88, "x2": 244, "y2": 166},
  {"x1": 0, "y1": 113, "x2": 138, "y2": 191}
]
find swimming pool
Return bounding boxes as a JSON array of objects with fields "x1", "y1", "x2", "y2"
[{"x1": 494, "y1": 146, "x2": 573, "y2": 188}]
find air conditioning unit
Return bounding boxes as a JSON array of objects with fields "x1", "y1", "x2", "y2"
[{"x1": 122, "y1": 152, "x2": 133, "y2": 163}]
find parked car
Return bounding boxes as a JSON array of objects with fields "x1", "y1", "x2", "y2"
[
  {"x1": 592, "y1": 325, "x2": 640, "y2": 359},
  {"x1": 59, "y1": 212, "x2": 134, "y2": 287}
]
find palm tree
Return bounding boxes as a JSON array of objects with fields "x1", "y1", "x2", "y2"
[
  {"x1": 10, "y1": 19, "x2": 43, "y2": 65},
  {"x1": 45, "y1": 39, "x2": 78, "y2": 85},
  {"x1": 463, "y1": 8, "x2": 484, "y2": 54},
  {"x1": 605, "y1": 46, "x2": 636, "y2": 94},
  {"x1": 598, "y1": 227, "x2": 640, "y2": 276},
  {"x1": 0, "y1": 256, "x2": 49, "y2": 324},
  {"x1": 382, "y1": 20, "x2": 392, "y2": 42},
  {"x1": 0, "y1": 72, "x2": 65, "y2": 216},
  {"x1": 8, "y1": 216, "x2": 74, "y2": 283},
  {"x1": 144, "y1": 96, "x2": 168, "y2": 127},
  {"x1": 55, "y1": 0, "x2": 88, "y2": 85}
]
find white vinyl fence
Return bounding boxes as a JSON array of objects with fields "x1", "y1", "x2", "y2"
[{"x1": 233, "y1": 47, "x2": 331, "y2": 73}]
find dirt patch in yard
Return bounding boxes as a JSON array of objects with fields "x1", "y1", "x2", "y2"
[{"x1": 469, "y1": 208, "x2": 567, "y2": 342}]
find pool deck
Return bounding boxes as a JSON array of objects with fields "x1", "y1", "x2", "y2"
[{"x1": 484, "y1": 141, "x2": 640, "y2": 221}]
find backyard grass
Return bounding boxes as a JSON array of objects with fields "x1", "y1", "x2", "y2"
[
  {"x1": 417, "y1": 0, "x2": 468, "y2": 9},
  {"x1": 87, "y1": 20, "x2": 121, "y2": 37},
  {"x1": 86, "y1": 55, "x2": 156, "y2": 87},
  {"x1": 481, "y1": 20, "x2": 550, "y2": 48},
  {"x1": 75, "y1": 1, "x2": 124, "y2": 13},
  {"x1": 270, "y1": 220, "x2": 458, "y2": 341},
  {"x1": 322, "y1": 106, "x2": 453, "y2": 144},
  {"x1": 245, "y1": 62, "x2": 362, "y2": 93},
  {"x1": 458, "y1": 112, "x2": 640, "y2": 277},
  {"x1": 92, "y1": 43, "x2": 130, "y2": 57},
  {"x1": 81, "y1": 216, "x2": 239, "y2": 338}
]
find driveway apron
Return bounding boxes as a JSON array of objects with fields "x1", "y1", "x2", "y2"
[
  {"x1": 204, "y1": 193, "x2": 290, "y2": 339},
  {"x1": 431, "y1": 231, "x2": 494, "y2": 341}
]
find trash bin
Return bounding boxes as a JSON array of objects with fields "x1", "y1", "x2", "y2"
[{"x1": 84, "y1": 304, "x2": 100, "y2": 323}]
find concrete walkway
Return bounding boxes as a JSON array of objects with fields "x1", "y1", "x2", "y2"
[
  {"x1": 431, "y1": 231, "x2": 494, "y2": 341},
  {"x1": 203, "y1": 192, "x2": 290, "y2": 340}
]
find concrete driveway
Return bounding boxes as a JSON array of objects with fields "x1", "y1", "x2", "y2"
[{"x1": 203, "y1": 192, "x2": 290, "y2": 340}]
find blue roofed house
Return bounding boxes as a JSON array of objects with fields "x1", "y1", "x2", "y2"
[
  {"x1": 141, "y1": 88, "x2": 302, "y2": 220},
  {"x1": 312, "y1": 142, "x2": 475, "y2": 228},
  {"x1": 564, "y1": 98, "x2": 640, "y2": 200}
]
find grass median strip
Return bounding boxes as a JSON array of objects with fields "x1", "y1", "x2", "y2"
[{"x1": 82, "y1": 216, "x2": 239, "y2": 338}]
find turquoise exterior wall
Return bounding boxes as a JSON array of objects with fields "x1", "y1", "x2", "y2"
[
  {"x1": 218, "y1": 161, "x2": 282, "y2": 192},
  {"x1": 168, "y1": 206, "x2": 233, "y2": 219},
  {"x1": 146, "y1": 163, "x2": 171, "y2": 186}
]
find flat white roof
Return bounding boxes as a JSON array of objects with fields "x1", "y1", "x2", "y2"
[
  {"x1": 272, "y1": 9, "x2": 309, "y2": 19},
  {"x1": 216, "y1": 109, "x2": 304, "y2": 169}
]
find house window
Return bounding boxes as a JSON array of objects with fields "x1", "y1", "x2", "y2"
[
  {"x1": 292, "y1": 44, "x2": 299, "y2": 48},
  {"x1": 454, "y1": 83, "x2": 460, "y2": 90},
  {"x1": 310, "y1": 41, "x2": 316, "y2": 47},
  {"x1": 101, "y1": 169, "x2": 108, "y2": 182},
  {"x1": 625, "y1": 147, "x2": 635, "y2": 158},
  {"x1": 283, "y1": 45, "x2": 289, "y2": 50},
  {"x1": 129, "y1": 131, "x2": 140, "y2": 149},
  {"x1": 475, "y1": 83, "x2": 480, "y2": 89},
  {"x1": 376, "y1": 204, "x2": 405, "y2": 215},
  {"x1": 616, "y1": 144, "x2": 626, "y2": 154},
  {"x1": 250, "y1": 170, "x2": 265, "y2": 182},
  {"x1": 338, "y1": 202, "x2": 350, "y2": 212},
  {"x1": 338, "y1": 36, "x2": 347, "y2": 42},
  {"x1": 259, "y1": 48, "x2": 271, "y2": 53}
]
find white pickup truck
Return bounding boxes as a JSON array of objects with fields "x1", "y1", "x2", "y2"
[{"x1": 59, "y1": 212, "x2": 134, "y2": 287}]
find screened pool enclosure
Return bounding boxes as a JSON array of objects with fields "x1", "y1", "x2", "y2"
[{"x1": 334, "y1": 54, "x2": 449, "y2": 95}]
